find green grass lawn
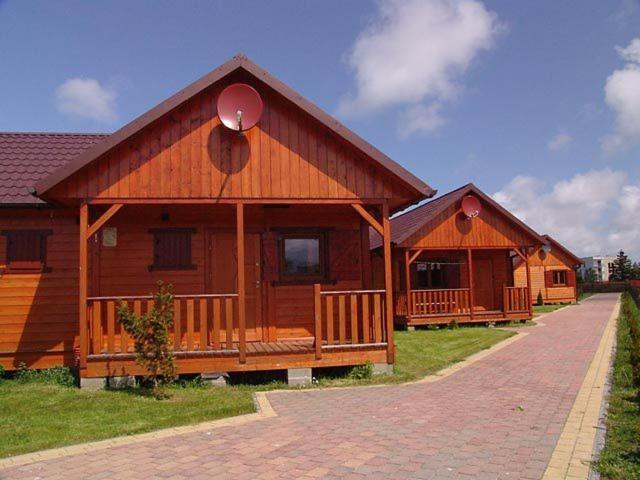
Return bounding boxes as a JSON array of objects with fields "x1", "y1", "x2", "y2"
[
  {"x1": 0, "y1": 325, "x2": 514, "y2": 458},
  {"x1": 533, "y1": 303, "x2": 568, "y2": 316},
  {"x1": 0, "y1": 382, "x2": 255, "y2": 458},
  {"x1": 596, "y1": 293, "x2": 640, "y2": 479}
]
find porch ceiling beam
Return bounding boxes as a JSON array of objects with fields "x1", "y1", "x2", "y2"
[
  {"x1": 408, "y1": 249, "x2": 424, "y2": 264},
  {"x1": 87, "y1": 204, "x2": 123, "y2": 238},
  {"x1": 513, "y1": 247, "x2": 527, "y2": 262},
  {"x1": 351, "y1": 204, "x2": 383, "y2": 236}
]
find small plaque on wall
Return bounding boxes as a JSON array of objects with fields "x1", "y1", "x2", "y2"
[
  {"x1": 102, "y1": 227, "x2": 117, "y2": 247},
  {"x1": 416, "y1": 262, "x2": 428, "y2": 271}
]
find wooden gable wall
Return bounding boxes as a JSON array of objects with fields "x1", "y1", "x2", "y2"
[
  {"x1": 403, "y1": 201, "x2": 539, "y2": 249},
  {"x1": 48, "y1": 72, "x2": 415, "y2": 207}
]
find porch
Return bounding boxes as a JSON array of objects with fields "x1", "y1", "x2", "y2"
[
  {"x1": 394, "y1": 248, "x2": 532, "y2": 326},
  {"x1": 77, "y1": 202, "x2": 395, "y2": 379}
]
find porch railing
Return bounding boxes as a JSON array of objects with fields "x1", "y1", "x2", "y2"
[
  {"x1": 313, "y1": 285, "x2": 387, "y2": 359},
  {"x1": 503, "y1": 286, "x2": 530, "y2": 313},
  {"x1": 86, "y1": 293, "x2": 238, "y2": 356},
  {"x1": 408, "y1": 288, "x2": 471, "y2": 317}
]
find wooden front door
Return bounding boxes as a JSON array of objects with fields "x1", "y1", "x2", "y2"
[
  {"x1": 207, "y1": 232, "x2": 263, "y2": 342},
  {"x1": 473, "y1": 257, "x2": 495, "y2": 311}
]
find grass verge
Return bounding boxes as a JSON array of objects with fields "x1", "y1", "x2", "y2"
[
  {"x1": 596, "y1": 292, "x2": 640, "y2": 479},
  {"x1": 0, "y1": 325, "x2": 514, "y2": 458}
]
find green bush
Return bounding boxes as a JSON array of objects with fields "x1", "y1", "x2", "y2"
[
  {"x1": 0, "y1": 364, "x2": 5, "y2": 379},
  {"x1": 536, "y1": 290, "x2": 544, "y2": 306},
  {"x1": 14, "y1": 364, "x2": 76, "y2": 387},
  {"x1": 118, "y1": 281, "x2": 176, "y2": 398},
  {"x1": 348, "y1": 362, "x2": 373, "y2": 380},
  {"x1": 448, "y1": 319, "x2": 459, "y2": 329}
]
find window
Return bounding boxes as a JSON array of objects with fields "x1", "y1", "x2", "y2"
[
  {"x1": 279, "y1": 233, "x2": 326, "y2": 282},
  {"x1": 149, "y1": 228, "x2": 196, "y2": 271},
  {"x1": 1, "y1": 229, "x2": 52, "y2": 272},
  {"x1": 552, "y1": 270, "x2": 567, "y2": 286}
]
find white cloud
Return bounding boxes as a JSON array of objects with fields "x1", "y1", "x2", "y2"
[
  {"x1": 55, "y1": 78, "x2": 117, "y2": 123},
  {"x1": 493, "y1": 169, "x2": 640, "y2": 259},
  {"x1": 616, "y1": 37, "x2": 640, "y2": 63},
  {"x1": 398, "y1": 103, "x2": 445, "y2": 137},
  {"x1": 339, "y1": 0, "x2": 500, "y2": 136},
  {"x1": 601, "y1": 38, "x2": 640, "y2": 155},
  {"x1": 547, "y1": 131, "x2": 572, "y2": 151}
]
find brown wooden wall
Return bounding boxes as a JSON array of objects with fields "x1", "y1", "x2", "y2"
[
  {"x1": 0, "y1": 209, "x2": 78, "y2": 369},
  {"x1": 47, "y1": 72, "x2": 415, "y2": 208},
  {"x1": 514, "y1": 247, "x2": 577, "y2": 303},
  {"x1": 403, "y1": 202, "x2": 539, "y2": 249},
  {"x1": 0, "y1": 204, "x2": 372, "y2": 370}
]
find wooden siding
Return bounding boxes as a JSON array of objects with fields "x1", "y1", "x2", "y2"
[
  {"x1": 0, "y1": 210, "x2": 78, "y2": 369},
  {"x1": 47, "y1": 73, "x2": 415, "y2": 208},
  {"x1": 403, "y1": 202, "x2": 539, "y2": 249},
  {"x1": 514, "y1": 247, "x2": 577, "y2": 303}
]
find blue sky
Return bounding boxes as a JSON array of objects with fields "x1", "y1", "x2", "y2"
[{"x1": 1, "y1": 0, "x2": 639, "y2": 258}]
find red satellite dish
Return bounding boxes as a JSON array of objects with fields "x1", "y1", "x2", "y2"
[
  {"x1": 217, "y1": 83, "x2": 263, "y2": 132},
  {"x1": 461, "y1": 195, "x2": 482, "y2": 219}
]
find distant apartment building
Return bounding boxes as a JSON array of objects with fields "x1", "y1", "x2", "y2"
[{"x1": 579, "y1": 255, "x2": 616, "y2": 282}]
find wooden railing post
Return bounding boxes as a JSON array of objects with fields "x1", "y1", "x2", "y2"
[
  {"x1": 404, "y1": 249, "x2": 412, "y2": 323},
  {"x1": 382, "y1": 202, "x2": 394, "y2": 363},
  {"x1": 524, "y1": 248, "x2": 533, "y2": 317},
  {"x1": 236, "y1": 203, "x2": 246, "y2": 363},
  {"x1": 467, "y1": 248, "x2": 474, "y2": 321},
  {"x1": 503, "y1": 284, "x2": 509, "y2": 313},
  {"x1": 314, "y1": 284, "x2": 322, "y2": 359},
  {"x1": 79, "y1": 202, "x2": 89, "y2": 370}
]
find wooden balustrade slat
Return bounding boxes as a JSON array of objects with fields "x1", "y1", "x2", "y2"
[
  {"x1": 199, "y1": 298, "x2": 208, "y2": 350},
  {"x1": 373, "y1": 293, "x2": 382, "y2": 343},
  {"x1": 107, "y1": 301, "x2": 115, "y2": 353},
  {"x1": 361, "y1": 295, "x2": 370, "y2": 343},
  {"x1": 173, "y1": 300, "x2": 181, "y2": 350},
  {"x1": 119, "y1": 301, "x2": 128, "y2": 353},
  {"x1": 338, "y1": 296, "x2": 346, "y2": 344},
  {"x1": 225, "y1": 298, "x2": 233, "y2": 349},
  {"x1": 92, "y1": 301, "x2": 102, "y2": 354},
  {"x1": 212, "y1": 298, "x2": 221, "y2": 350},
  {"x1": 350, "y1": 294, "x2": 358, "y2": 344},
  {"x1": 314, "y1": 284, "x2": 322, "y2": 359},
  {"x1": 186, "y1": 299, "x2": 195, "y2": 350},
  {"x1": 326, "y1": 296, "x2": 334, "y2": 346}
]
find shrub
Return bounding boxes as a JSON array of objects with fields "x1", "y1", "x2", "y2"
[
  {"x1": 0, "y1": 364, "x2": 5, "y2": 379},
  {"x1": 536, "y1": 290, "x2": 544, "y2": 306},
  {"x1": 117, "y1": 281, "x2": 176, "y2": 398},
  {"x1": 448, "y1": 319, "x2": 459, "y2": 329},
  {"x1": 348, "y1": 362, "x2": 373, "y2": 380},
  {"x1": 14, "y1": 364, "x2": 76, "y2": 387}
]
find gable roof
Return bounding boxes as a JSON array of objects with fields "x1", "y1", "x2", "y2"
[
  {"x1": 34, "y1": 54, "x2": 435, "y2": 204},
  {"x1": 542, "y1": 234, "x2": 583, "y2": 266},
  {"x1": 0, "y1": 132, "x2": 108, "y2": 205},
  {"x1": 370, "y1": 183, "x2": 547, "y2": 249}
]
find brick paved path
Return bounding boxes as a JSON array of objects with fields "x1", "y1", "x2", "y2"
[{"x1": 1, "y1": 294, "x2": 618, "y2": 480}]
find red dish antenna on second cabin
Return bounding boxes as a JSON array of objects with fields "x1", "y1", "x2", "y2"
[
  {"x1": 461, "y1": 195, "x2": 482, "y2": 219},
  {"x1": 217, "y1": 83, "x2": 264, "y2": 133}
]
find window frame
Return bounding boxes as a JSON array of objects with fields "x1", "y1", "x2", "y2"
[
  {"x1": 552, "y1": 270, "x2": 568, "y2": 286},
  {"x1": 148, "y1": 227, "x2": 197, "y2": 272},
  {"x1": 1, "y1": 229, "x2": 52, "y2": 273},
  {"x1": 278, "y1": 232, "x2": 328, "y2": 284}
]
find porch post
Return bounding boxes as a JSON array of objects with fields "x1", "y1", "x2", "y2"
[
  {"x1": 79, "y1": 202, "x2": 89, "y2": 370},
  {"x1": 466, "y1": 248, "x2": 474, "y2": 320},
  {"x1": 404, "y1": 249, "x2": 412, "y2": 322},
  {"x1": 236, "y1": 203, "x2": 246, "y2": 363},
  {"x1": 524, "y1": 248, "x2": 533, "y2": 317},
  {"x1": 382, "y1": 202, "x2": 394, "y2": 363}
]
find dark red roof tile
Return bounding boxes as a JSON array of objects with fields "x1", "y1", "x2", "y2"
[{"x1": 0, "y1": 132, "x2": 108, "y2": 204}]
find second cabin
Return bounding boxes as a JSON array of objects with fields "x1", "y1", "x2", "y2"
[{"x1": 371, "y1": 184, "x2": 547, "y2": 327}]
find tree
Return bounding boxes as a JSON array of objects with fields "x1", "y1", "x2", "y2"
[
  {"x1": 632, "y1": 261, "x2": 640, "y2": 280},
  {"x1": 117, "y1": 281, "x2": 176, "y2": 398},
  {"x1": 610, "y1": 250, "x2": 633, "y2": 281},
  {"x1": 582, "y1": 268, "x2": 597, "y2": 283}
]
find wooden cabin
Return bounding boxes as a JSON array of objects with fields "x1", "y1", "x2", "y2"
[
  {"x1": 0, "y1": 54, "x2": 435, "y2": 385},
  {"x1": 514, "y1": 234, "x2": 581, "y2": 304},
  {"x1": 371, "y1": 184, "x2": 546, "y2": 327}
]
